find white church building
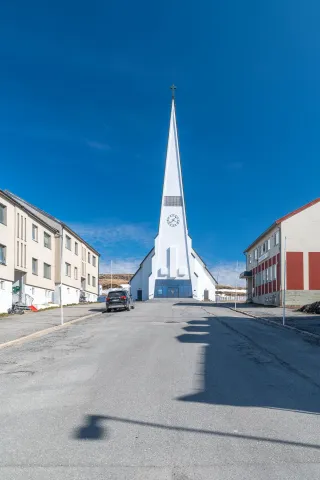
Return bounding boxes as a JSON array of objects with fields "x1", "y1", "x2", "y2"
[{"x1": 130, "y1": 91, "x2": 217, "y2": 301}]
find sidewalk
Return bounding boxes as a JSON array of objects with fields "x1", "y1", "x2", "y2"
[
  {"x1": 230, "y1": 303, "x2": 320, "y2": 337},
  {"x1": 0, "y1": 304, "x2": 106, "y2": 345}
]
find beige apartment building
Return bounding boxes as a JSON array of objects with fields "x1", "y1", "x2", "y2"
[
  {"x1": 241, "y1": 198, "x2": 320, "y2": 306},
  {"x1": 0, "y1": 190, "x2": 100, "y2": 313}
]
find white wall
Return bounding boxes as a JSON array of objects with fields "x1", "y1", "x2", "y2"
[
  {"x1": 24, "y1": 285, "x2": 54, "y2": 306},
  {"x1": 131, "y1": 250, "x2": 154, "y2": 301},
  {"x1": 191, "y1": 251, "x2": 216, "y2": 301},
  {"x1": 0, "y1": 280, "x2": 13, "y2": 313}
]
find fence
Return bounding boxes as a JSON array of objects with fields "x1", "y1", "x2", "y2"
[{"x1": 215, "y1": 295, "x2": 247, "y2": 303}]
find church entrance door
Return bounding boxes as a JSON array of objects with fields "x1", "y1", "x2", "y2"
[{"x1": 167, "y1": 287, "x2": 179, "y2": 298}]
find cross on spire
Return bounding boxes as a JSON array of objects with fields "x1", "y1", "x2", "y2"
[{"x1": 170, "y1": 84, "x2": 177, "y2": 99}]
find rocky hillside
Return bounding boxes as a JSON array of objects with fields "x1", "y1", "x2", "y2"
[{"x1": 99, "y1": 273, "x2": 133, "y2": 290}]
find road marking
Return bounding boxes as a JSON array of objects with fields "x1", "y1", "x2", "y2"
[{"x1": 0, "y1": 311, "x2": 105, "y2": 351}]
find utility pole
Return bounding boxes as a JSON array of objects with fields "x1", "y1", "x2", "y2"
[
  {"x1": 60, "y1": 228, "x2": 64, "y2": 325},
  {"x1": 283, "y1": 237, "x2": 287, "y2": 326}
]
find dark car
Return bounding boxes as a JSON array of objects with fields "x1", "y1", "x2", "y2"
[{"x1": 106, "y1": 290, "x2": 134, "y2": 312}]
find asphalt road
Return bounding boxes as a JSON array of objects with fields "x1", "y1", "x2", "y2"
[{"x1": 0, "y1": 300, "x2": 320, "y2": 479}]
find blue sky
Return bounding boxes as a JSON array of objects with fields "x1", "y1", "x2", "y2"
[{"x1": 1, "y1": 1, "x2": 320, "y2": 284}]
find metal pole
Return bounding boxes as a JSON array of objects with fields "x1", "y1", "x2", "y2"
[
  {"x1": 235, "y1": 260, "x2": 239, "y2": 310},
  {"x1": 282, "y1": 236, "x2": 286, "y2": 326},
  {"x1": 60, "y1": 228, "x2": 64, "y2": 325}
]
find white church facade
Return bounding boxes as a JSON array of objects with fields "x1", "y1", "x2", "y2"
[{"x1": 130, "y1": 92, "x2": 217, "y2": 301}]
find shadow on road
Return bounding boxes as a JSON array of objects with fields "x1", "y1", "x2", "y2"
[
  {"x1": 176, "y1": 314, "x2": 320, "y2": 414},
  {"x1": 73, "y1": 413, "x2": 320, "y2": 450}
]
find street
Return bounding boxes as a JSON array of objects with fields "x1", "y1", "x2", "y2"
[{"x1": 0, "y1": 300, "x2": 320, "y2": 479}]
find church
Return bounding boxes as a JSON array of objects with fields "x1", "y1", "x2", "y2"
[{"x1": 130, "y1": 89, "x2": 217, "y2": 301}]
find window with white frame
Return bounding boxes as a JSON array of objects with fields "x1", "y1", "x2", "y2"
[
  {"x1": 32, "y1": 224, "x2": 38, "y2": 242},
  {"x1": 21, "y1": 215, "x2": 23, "y2": 240},
  {"x1": 82, "y1": 247, "x2": 85, "y2": 261},
  {"x1": 0, "y1": 280, "x2": 4, "y2": 290},
  {"x1": 88, "y1": 274, "x2": 90, "y2": 285},
  {"x1": 248, "y1": 254, "x2": 252, "y2": 265},
  {"x1": 88, "y1": 252, "x2": 91, "y2": 263},
  {"x1": 65, "y1": 235, "x2": 71, "y2": 250},
  {"x1": 17, "y1": 212, "x2": 20, "y2": 237},
  {"x1": 92, "y1": 255, "x2": 96, "y2": 267},
  {"x1": 44, "y1": 263, "x2": 51, "y2": 279},
  {"x1": 92, "y1": 276, "x2": 96, "y2": 287},
  {"x1": 254, "y1": 249, "x2": 258, "y2": 260},
  {"x1": 275, "y1": 230, "x2": 280, "y2": 246},
  {"x1": 274, "y1": 264, "x2": 277, "y2": 280},
  {"x1": 267, "y1": 238, "x2": 271, "y2": 251},
  {"x1": 32, "y1": 258, "x2": 38, "y2": 275},
  {"x1": 20, "y1": 242, "x2": 23, "y2": 267},
  {"x1": 0, "y1": 244, "x2": 6, "y2": 265},
  {"x1": 17, "y1": 241, "x2": 19, "y2": 266},
  {"x1": 24, "y1": 245, "x2": 26, "y2": 268},
  {"x1": 75, "y1": 242, "x2": 78, "y2": 255},
  {"x1": 65, "y1": 262, "x2": 71, "y2": 277},
  {"x1": 0, "y1": 203, "x2": 7, "y2": 225},
  {"x1": 74, "y1": 267, "x2": 78, "y2": 280},
  {"x1": 31, "y1": 287, "x2": 35, "y2": 295},
  {"x1": 24, "y1": 217, "x2": 26, "y2": 241},
  {"x1": 44, "y1": 232, "x2": 51, "y2": 249}
]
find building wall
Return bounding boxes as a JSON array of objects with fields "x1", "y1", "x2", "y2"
[
  {"x1": 24, "y1": 216, "x2": 56, "y2": 292},
  {"x1": 191, "y1": 251, "x2": 216, "y2": 301},
  {"x1": 25, "y1": 285, "x2": 54, "y2": 305},
  {"x1": 281, "y1": 202, "x2": 320, "y2": 306},
  {"x1": 0, "y1": 194, "x2": 16, "y2": 284},
  {"x1": 131, "y1": 250, "x2": 154, "y2": 301},
  {"x1": 0, "y1": 280, "x2": 13, "y2": 313}
]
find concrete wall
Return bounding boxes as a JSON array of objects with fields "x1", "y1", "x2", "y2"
[{"x1": 131, "y1": 250, "x2": 154, "y2": 301}]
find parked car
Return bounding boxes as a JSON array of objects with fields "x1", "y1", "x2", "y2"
[{"x1": 106, "y1": 290, "x2": 135, "y2": 312}]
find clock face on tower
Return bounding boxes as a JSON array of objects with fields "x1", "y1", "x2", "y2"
[{"x1": 167, "y1": 214, "x2": 180, "y2": 227}]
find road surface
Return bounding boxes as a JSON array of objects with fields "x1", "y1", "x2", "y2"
[{"x1": 0, "y1": 300, "x2": 320, "y2": 479}]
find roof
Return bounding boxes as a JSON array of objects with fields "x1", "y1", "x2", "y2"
[
  {"x1": 192, "y1": 248, "x2": 218, "y2": 285},
  {"x1": 129, "y1": 248, "x2": 155, "y2": 283},
  {"x1": 0, "y1": 190, "x2": 59, "y2": 234},
  {"x1": 3, "y1": 190, "x2": 100, "y2": 256},
  {"x1": 244, "y1": 197, "x2": 320, "y2": 253}
]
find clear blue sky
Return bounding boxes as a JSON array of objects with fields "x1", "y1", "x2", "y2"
[{"x1": 1, "y1": 1, "x2": 320, "y2": 283}]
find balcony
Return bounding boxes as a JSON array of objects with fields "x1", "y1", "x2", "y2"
[{"x1": 239, "y1": 271, "x2": 252, "y2": 279}]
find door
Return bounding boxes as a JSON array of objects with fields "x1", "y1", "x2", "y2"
[
  {"x1": 137, "y1": 289, "x2": 142, "y2": 301},
  {"x1": 167, "y1": 287, "x2": 179, "y2": 298},
  {"x1": 204, "y1": 289, "x2": 209, "y2": 301}
]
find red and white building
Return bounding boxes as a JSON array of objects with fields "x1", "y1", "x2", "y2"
[{"x1": 240, "y1": 198, "x2": 320, "y2": 306}]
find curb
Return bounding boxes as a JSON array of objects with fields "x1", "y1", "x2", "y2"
[
  {"x1": 0, "y1": 311, "x2": 104, "y2": 351},
  {"x1": 229, "y1": 308, "x2": 320, "y2": 341}
]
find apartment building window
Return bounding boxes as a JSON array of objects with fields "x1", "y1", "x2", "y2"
[
  {"x1": 267, "y1": 238, "x2": 271, "y2": 251},
  {"x1": 24, "y1": 244, "x2": 26, "y2": 268},
  {"x1": 82, "y1": 247, "x2": 85, "y2": 261},
  {"x1": 74, "y1": 267, "x2": 78, "y2": 280},
  {"x1": 254, "y1": 249, "x2": 258, "y2": 260},
  {"x1": 44, "y1": 232, "x2": 51, "y2": 249},
  {"x1": 17, "y1": 213, "x2": 20, "y2": 237},
  {"x1": 31, "y1": 287, "x2": 35, "y2": 295},
  {"x1": 248, "y1": 254, "x2": 252, "y2": 265},
  {"x1": 44, "y1": 263, "x2": 51, "y2": 279},
  {"x1": 81, "y1": 262, "x2": 85, "y2": 277},
  {"x1": 20, "y1": 242, "x2": 23, "y2": 267},
  {"x1": 65, "y1": 235, "x2": 71, "y2": 250},
  {"x1": 65, "y1": 262, "x2": 71, "y2": 277},
  {"x1": 88, "y1": 252, "x2": 91, "y2": 263},
  {"x1": 21, "y1": 215, "x2": 23, "y2": 240},
  {"x1": 0, "y1": 280, "x2": 5, "y2": 290},
  {"x1": 0, "y1": 244, "x2": 6, "y2": 265},
  {"x1": 17, "y1": 241, "x2": 19, "y2": 266},
  {"x1": 32, "y1": 224, "x2": 38, "y2": 241},
  {"x1": 24, "y1": 217, "x2": 26, "y2": 241},
  {"x1": 0, "y1": 204, "x2": 7, "y2": 225},
  {"x1": 75, "y1": 242, "x2": 78, "y2": 255},
  {"x1": 32, "y1": 258, "x2": 38, "y2": 275},
  {"x1": 88, "y1": 273, "x2": 90, "y2": 285},
  {"x1": 275, "y1": 231, "x2": 280, "y2": 246},
  {"x1": 92, "y1": 276, "x2": 96, "y2": 287}
]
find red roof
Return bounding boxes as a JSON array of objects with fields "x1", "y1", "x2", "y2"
[{"x1": 244, "y1": 197, "x2": 320, "y2": 253}]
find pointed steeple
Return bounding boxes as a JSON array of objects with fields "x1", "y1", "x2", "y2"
[{"x1": 161, "y1": 93, "x2": 188, "y2": 231}]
